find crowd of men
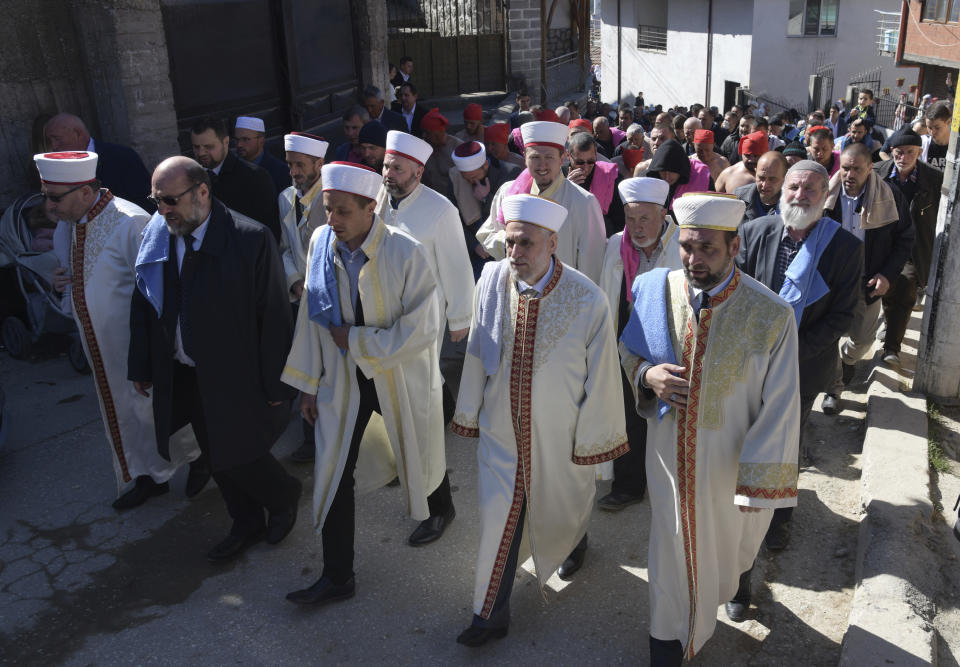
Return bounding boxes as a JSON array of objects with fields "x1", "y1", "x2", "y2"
[{"x1": 29, "y1": 56, "x2": 952, "y2": 664}]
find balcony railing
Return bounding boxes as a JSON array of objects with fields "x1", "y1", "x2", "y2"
[{"x1": 875, "y1": 9, "x2": 901, "y2": 56}]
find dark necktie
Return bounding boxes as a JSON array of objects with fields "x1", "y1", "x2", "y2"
[
  {"x1": 207, "y1": 169, "x2": 217, "y2": 187},
  {"x1": 294, "y1": 195, "x2": 304, "y2": 225},
  {"x1": 694, "y1": 291, "x2": 710, "y2": 322},
  {"x1": 180, "y1": 235, "x2": 198, "y2": 358}
]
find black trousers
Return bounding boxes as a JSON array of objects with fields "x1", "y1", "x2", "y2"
[
  {"x1": 472, "y1": 498, "x2": 527, "y2": 629},
  {"x1": 769, "y1": 392, "x2": 817, "y2": 528},
  {"x1": 171, "y1": 362, "x2": 298, "y2": 537},
  {"x1": 612, "y1": 368, "x2": 648, "y2": 496},
  {"x1": 292, "y1": 301, "x2": 315, "y2": 445},
  {"x1": 881, "y1": 261, "x2": 918, "y2": 354},
  {"x1": 321, "y1": 366, "x2": 453, "y2": 584}
]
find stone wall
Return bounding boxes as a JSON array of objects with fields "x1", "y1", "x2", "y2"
[
  {"x1": 0, "y1": 0, "x2": 179, "y2": 208},
  {"x1": 507, "y1": 0, "x2": 542, "y2": 98},
  {"x1": 547, "y1": 28, "x2": 575, "y2": 60}
]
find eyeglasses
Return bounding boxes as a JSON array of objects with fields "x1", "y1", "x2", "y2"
[
  {"x1": 147, "y1": 182, "x2": 200, "y2": 208},
  {"x1": 572, "y1": 159, "x2": 596, "y2": 166},
  {"x1": 41, "y1": 183, "x2": 86, "y2": 204}
]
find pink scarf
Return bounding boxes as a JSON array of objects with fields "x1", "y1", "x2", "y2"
[
  {"x1": 511, "y1": 127, "x2": 524, "y2": 152},
  {"x1": 619, "y1": 231, "x2": 641, "y2": 302},
  {"x1": 495, "y1": 169, "x2": 535, "y2": 223},
  {"x1": 589, "y1": 161, "x2": 619, "y2": 214},
  {"x1": 670, "y1": 158, "x2": 712, "y2": 206}
]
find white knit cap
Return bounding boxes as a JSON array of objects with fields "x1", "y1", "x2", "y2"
[
  {"x1": 385, "y1": 130, "x2": 433, "y2": 166},
  {"x1": 672, "y1": 193, "x2": 745, "y2": 231},
  {"x1": 618, "y1": 177, "x2": 669, "y2": 206},
  {"x1": 34, "y1": 151, "x2": 99, "y2": 185},
  {"x1": 451, "y1": 142, "x2": 487, "y2": 172},
  {"x1": 520, "y1": 121, "x2": 568, "y2": 151},
  {"x1": 235, "y1": 116, "x2": 265, "y2": 133},
  {"x1": 320, "y1": 162, "x2": 382, "y2": 201},
  {"x1": 501, "y1": 194, "x2": 567, "y2": 232},
  {"x1": 284, "y1": 132, "x2": 329, "y2": 159}
]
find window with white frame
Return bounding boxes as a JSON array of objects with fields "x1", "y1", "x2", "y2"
[{"x1": 787, "y1": 0, "x2": 839, "y2": 36}]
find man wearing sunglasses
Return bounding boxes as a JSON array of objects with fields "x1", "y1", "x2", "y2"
[
  {"x1": 566, "y1": 132, "x2": 624, "y2": 238},
  {"x1": 130, "y1": 156, "x2": 300, "y2": 563},
  {"x1": 36, "y1": 151, "x2": 200, "y2": 511}
]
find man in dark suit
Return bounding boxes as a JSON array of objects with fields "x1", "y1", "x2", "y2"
[
  {"x1": 393, "y1": 82, "x2": 428, "y2": 138},
  {"x1": 233, "y1": 115, "x2": 291, "y2": 195},
  {"x1": 734, "y1": 151, "x2": 787, "y2": 223},
  {"x1": 874, "y1": 129, "x2": 944, "y2": 367},
  {"x1": 129, "y1": 156, "x2": 300, "y2": 562},
  {"x1": 44, "y1": 112, "x2": 153, "y2": 212},
  {"x1": 737, "y1": 159, "x2": 863, "y2": 550},
  {"x1": 190, "y1": 117, "x2": 281, "y2": 242},
  {"x1": 392, "y1": 55, "x2": 413, "y2": 89},
  {"x1": 361, "y1": 85, "x2": 407, "y2": 133}
]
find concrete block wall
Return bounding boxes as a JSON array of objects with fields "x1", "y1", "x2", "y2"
[{"x1": 507, "y1": 0, "x2": 542, "y2": 97}]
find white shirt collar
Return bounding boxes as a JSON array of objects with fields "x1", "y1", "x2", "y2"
[
  {"x1": 191, "y1": 212, "x2": 212, "y2": 246},
  {"x1": 517, "y1": 258, "x2": 555, "y2": 296},
  {"x1": 211, "y1": 160, "x2": 225, "y2": 176}
]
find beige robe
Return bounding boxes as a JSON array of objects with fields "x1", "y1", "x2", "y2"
[
  {"x1": 278, "y1": 178, "x2": 327, "y2": 298},
  {"x1": 476, "y1": 176, "x2": 607, "y2": 283},
  {"x1": 452, "y1": 259, "x2": 628, "y2": 618},
  {"x1": 62, "y1": 193, "x2": 198, "y2": 492},
  {"x1": 375, "y1": 183, "x2": 474, "y2": 333},
  {"x1": 281, "y1": 215, "x2": 446, "y2": 525},
  {"x1": 620, "y1": 268, "x2": 800, "y2": 658}
]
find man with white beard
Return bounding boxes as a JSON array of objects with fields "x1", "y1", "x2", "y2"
[{"x1": 736, "y1": 160, "x2": 863, "y2": 551}]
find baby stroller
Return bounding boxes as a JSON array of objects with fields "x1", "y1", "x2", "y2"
[{"x1": 0, "y1": 192, "x2": 88, "y2": 373}]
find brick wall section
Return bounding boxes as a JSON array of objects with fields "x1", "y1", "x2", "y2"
[
  {"x1": 901, "y1": 1, "x2": 960, "y2": 66},
  {"x1": 507, "y1": 0, "x2": 542, "y2": 97}
]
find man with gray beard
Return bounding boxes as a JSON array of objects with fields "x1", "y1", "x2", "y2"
[
  {"x1": 130, "y1": 156, "x2": 300, "y2": 562},
  {"x1": 736, "y1": 160, "x2": 863, "y2": 550}
]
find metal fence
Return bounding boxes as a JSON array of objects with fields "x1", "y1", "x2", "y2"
[
  {"x1": 873, "y1": 95, "x2": 922, "y2": 130},
  {"x1": 739, "y1": 89, "x2": 805, "y2": 118},
  {"x1": 387, "y1": 0, "x2": 505, "y2": 36}
]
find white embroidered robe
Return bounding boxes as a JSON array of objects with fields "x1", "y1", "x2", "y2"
[
  {"x1": 452, "y1": 259, "x2": 628, "y2": 618},
  {"x1": 281, "y1": 215, "x2": 447, "y2": 526},
  {"x1": 476, "y1": 177, "x2": 606, "y2": 283},
  {"x1": 62, "y1": 192, "x2": 198, "y2": 492},
  {"x1": 375, "y1": 183, "x2": 474, "y2": 336},
  {"x1": 278, "y1": 178, "x2": 327, "y2": 299},
  {"x1": 620, "y1": 268, "x2": 800, "y2": 658}
]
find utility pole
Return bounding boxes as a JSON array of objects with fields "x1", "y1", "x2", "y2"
[{"x1": 914, "y1": 85, "x2": 960, "y2": 400}]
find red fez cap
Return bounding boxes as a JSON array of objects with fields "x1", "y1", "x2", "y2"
[
  {"x1": 420, "y1": 108, "x2": 449, "y2": 132},
  {"x1": 533, "y1": 108, "x2": 560, "y2": 123},
  {"x1": 738, "y1": 130, "x2": 769, "y2": 156},
  {"x1": 484, "y1": 122, "x2": 510, "y2": 144},
  {"x1": 806, "y1": 125, "x2": 832, "y2": 138},
  {"x1": 569, "y1": 118, "x2": 593, "y2": 132},
  {"x1": 463, "y1": 103, "x2": 483, "y2": 121},
  {"x1": 453, "y1": 141, "x2": 484, "y2": 158},
  {"x1": 693, "y1": 129, "x2": 714, "y2": 144}
]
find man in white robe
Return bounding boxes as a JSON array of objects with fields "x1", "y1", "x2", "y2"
[
  {"x1": 39, "y1": 151, "x2": 198, "y2": 509},
  {"x1": 476, "y1": 120, "x2": 606, "y2": 283},
  {"x1": 282, "y1": 162, "x2": 455, "y2": 607},
  {"x1": 452, "y1": 194, "x2": 628, "y2": 647},
  {"x1": 596, "y1": 178, "x2": 683, "y2": 511},
  {"x1": 278, "y1": 132, "x2": 329, "y2": 464},
  {"x1": 619, "y1": 193, "x2": 800, "y2": 664},
  {"x1": 376, "y1": 131, "x2": 475, "y2": 421}
]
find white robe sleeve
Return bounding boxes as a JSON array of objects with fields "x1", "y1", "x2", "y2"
[
  {"x1": 572, "y1": 298, "x2": 629, "y2": 464},
  {"x1": 433, "y1": 203, "x2": 475, "y2": 331},
  {"x1": 349, "y1": 243, "x2": 442, "y2": 377},
  {"x1": 575, "y1": 193, "x2": 607, "y2": 284},
  {"x1": 278, "y1": 192, "x2": 302, "y2": 293},
  {"x1": 734, "y1": 314, "x2": 801, "y2": 509},
  {"x1": 450, "y1": 279, "x2": 487, "y2": 438},
  {"x1": 475, "y1": 181, "x2": 509, "y2": 260},
  {"x1": 618, "y1": 341, "x2": 660, "y2": 420},
  {"x1": 281, "y1": 234, "x2": 324, "y2": 394}
]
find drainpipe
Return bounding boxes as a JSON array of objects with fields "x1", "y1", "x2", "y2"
[
  {"x1": 617, "y1": 0, "x2": 622, "y2": 103},
  {"x1": 705, "y1": 0, "x2": 713, "y2": 105}
]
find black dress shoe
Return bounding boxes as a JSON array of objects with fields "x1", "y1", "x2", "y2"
[
  {"x1": 266, "y1": 478, "x2": 302, "y2": 545},
  {"x1": 286, "y1": 576, "x2": 356, "y2": 605},
  {"x1": 456, "y1": 624, "x2": 508, "y2": 647},
  {"x1": 764, "y1": 521, "x2": 790, "y2": 551},
  {"x1": 207, "y1": 529, "x2": 265, "y2": 563},
  {"x1": 290, "y1": 441, "x2": 315, "y2": 463},
  {"x1": 408, "y1": 506, "x2": 456, "y2": 546},
  {"x1": 725, "y1": 567, "x2": 753, "y2": 622},
  {"x1": 597, "y1": 490, "x2": 645, "y2": 511},
  {"x1": 112, "y1": 476, "x2": 169, "y2": 510},
  {"x1": 185, "y1": 459, "x2": 212, "y2": 498},
  {"x1": 558, "y1": 535, "x2": 588, "y2": 580}
]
